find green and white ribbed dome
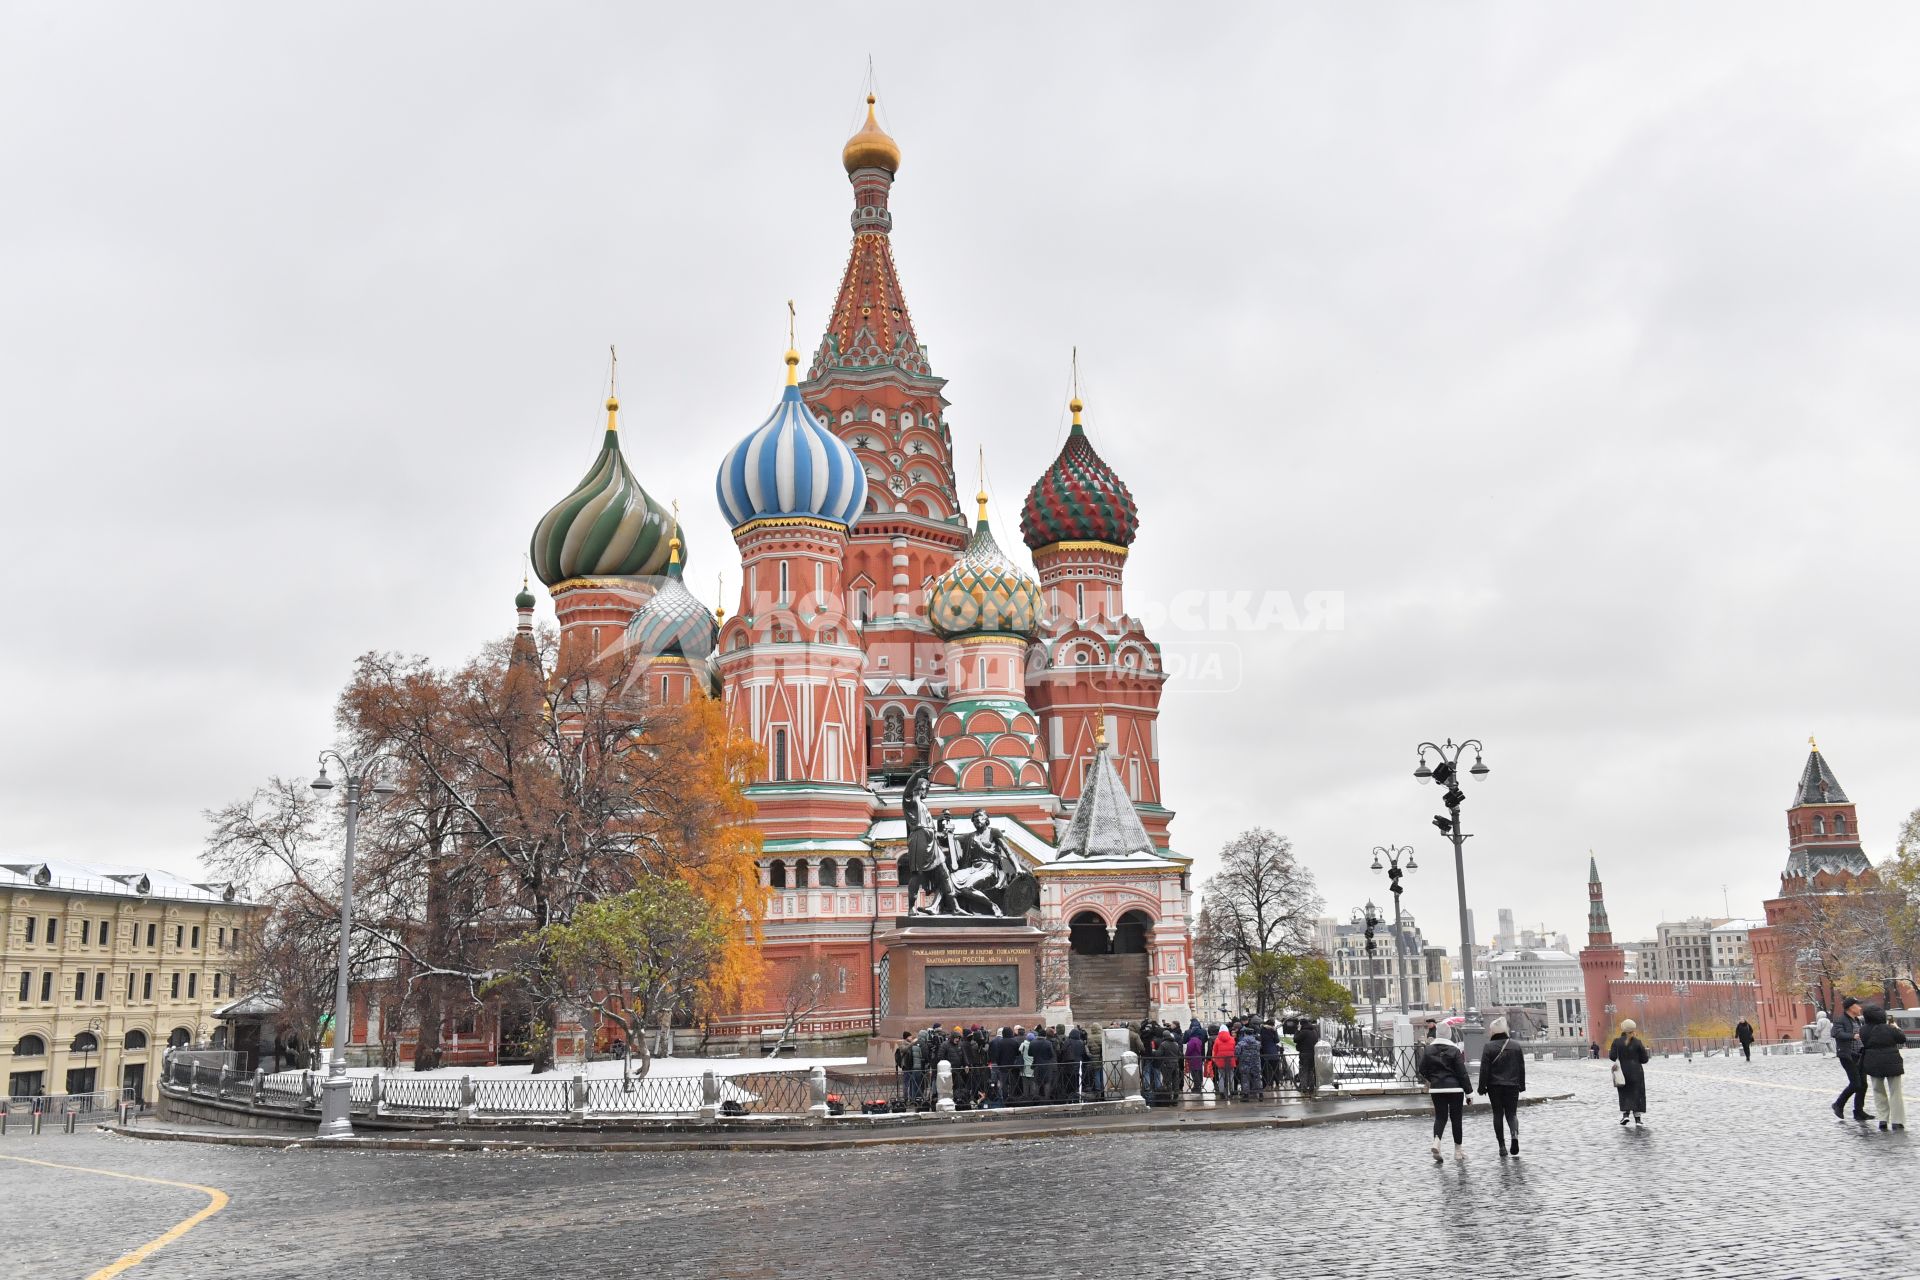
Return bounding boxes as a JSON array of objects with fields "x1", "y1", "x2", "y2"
[{"x1": 530, "y1": 395, "x2": 680, "y2": 586}]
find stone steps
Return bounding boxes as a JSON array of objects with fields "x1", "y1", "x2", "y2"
[{"x1": 1069, "y1": 954, "x2": 1150, "y2": 1025}]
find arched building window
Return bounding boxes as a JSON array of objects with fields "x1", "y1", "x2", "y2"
[
  {"x1": 914, "y1": 709, "x2": 933, "y2": 751},
  {"x1": 819, "y1": 858, "x2": 839, "y2": 888},
  {"x1": 846, "y1": 859, "x2": 866, "y2": 887},
  {"x1": 167, "y1": 1028, "x2": 192, "y2": 1049},
  {"x1": 124, "y1": 1029, "x2": 148, "y2": 1051},
  {"x1": 769, "y1": 860, "x2": 788, "y2": 889},
  {"x1": 1814, "y1": 815, "x2": 1826, "y2": 835},
  {"x1": 1834, "y1": 813, "x2": 1847, "y2": 835},
  {"x1": 882, "y1": 708, "x2": 905, "y2": 743},
  {"x1": 12, "y1": 1034, "x2": 46, "y2": 1058},
  {"x1": 793, "y1": 860, "x2": 810, "y2": 888}
]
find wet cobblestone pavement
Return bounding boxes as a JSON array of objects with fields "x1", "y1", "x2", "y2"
[{"x1": 3, "y1": 1053, "x2": 1912, "y2": 1279}]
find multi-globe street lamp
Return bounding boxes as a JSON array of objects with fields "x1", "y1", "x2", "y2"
[
  {"x1": 1413, "y1": 738, "x2": 1490, "y2": 1056},
  {"x1": 1369, "y1": 844, "x2": 1417, "y2": 1014},
  {"x1": 310, "y1": 750, "x2": 396, "y2": 1139},
  {"x1": 1362, "y1": 900, "x2": 1382, "y2": 1048}
]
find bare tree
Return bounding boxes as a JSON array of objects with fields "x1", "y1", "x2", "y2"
[
  {"x1": 769, "y1": 955, "x2": 847, "y2": 1056},
  {"x1": 1198, "y1": 829, "x2": 1324, "y2": 973}
]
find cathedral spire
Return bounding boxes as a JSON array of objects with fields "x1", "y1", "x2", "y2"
[{"x1": 809, "y1": 93, "x2": 935, "y2": 383}]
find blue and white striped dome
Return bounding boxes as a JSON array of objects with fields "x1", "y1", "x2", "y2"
[{"x1": 715, "y1": 355, "x2": 868, "y2": 531}]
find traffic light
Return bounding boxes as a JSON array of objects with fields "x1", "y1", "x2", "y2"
[
  {"x1": 1432, "y1": 814, "x2": 1453, "y2": 835},
  {"x1": 1443, "y1": 787, "x2": 1465, "y2": 809},
  {"x1": 1430, "y1": 761, "x2": 1456, "y2": 787}
]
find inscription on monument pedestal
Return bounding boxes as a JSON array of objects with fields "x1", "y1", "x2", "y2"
[{"x1": 926, "y1": 965, "x2": 1019, "y2": 1009}]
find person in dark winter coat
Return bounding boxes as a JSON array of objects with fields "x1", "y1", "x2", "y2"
[
  {"x1": 1476, "y1": 1016, "x2": 1527, "y2": 1156},
  {"x1": 1026, "y1": 1026, "x2": 1057, "y2": 1100},
  {"x1": 1293, "y1": 1019, "x2": 1321, "y2": 1094},
  {"x1": 1419, "y1": 1027, "x2": 1473, "y2": 1162},
  {"x1": 1609, "y1": 1020, "x2": 1650, "y2": 1125},
  {"x1": 1258, "y1": 1020, "x2": 1282, "y2": 1088},
  {"x1": 1733, "y1": 1018, "x2": 1755, "y2": 1062},
  {"x1": 1185, "y1": 1027, "x2": 1206, "y2": 1093},
  {"x1": 1859, "y1": 1005, "x2": 1907, "y2": 1131},
  {"x1": 1831, "y1": 998, "x2": 1873, "y2": 1121},
  {"x1": 1060, "y1": 1026, "x2": 1089, "y2": 1099},
  {"x1": 1235, "y1": 1026, "x2": 1262, "y2": 1099}
]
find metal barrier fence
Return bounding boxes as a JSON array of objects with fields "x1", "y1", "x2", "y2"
[
  {"x1": 4, "y1": 1089, "x2": 135, "y2": 1116},
  {"x1": 157, "y1": 1056, "x2": 822, "y2": 1121}
]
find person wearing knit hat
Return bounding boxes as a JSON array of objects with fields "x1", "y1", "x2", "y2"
[
  {"x1": 1418, "y1": 1022, "x2": 1474, "y2": 1162},
  {"x1": 1478, "y1": 1016, "x2": 1527, "y2": 1157},
  {"x1": 1609, "y1": 1019, "x2": 1650, "y2": 1125}
]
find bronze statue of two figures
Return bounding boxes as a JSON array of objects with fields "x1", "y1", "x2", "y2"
[{"x1": 896, "y1": 769, "x2": 1040, "y2": 919}]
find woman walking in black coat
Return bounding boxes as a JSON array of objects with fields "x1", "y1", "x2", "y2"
[
  {"x1": 1859, "y1": 1005, "x2": 1907, "y2": 1131},
  {"x1": 1609, "y1": 1019, "x2": 1650, "y2": 1126},
  {"x1": 1477, "y1": 1016, "x2": 1527, "y2": 1156},
  {"x1": 1419, "y1": 1028, "x2": 1473, "y2": 1163}
]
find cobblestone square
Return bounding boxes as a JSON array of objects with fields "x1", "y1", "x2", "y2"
[{"x1": 3, "y1": 1053, "x2": 1912, "y2": 1279}]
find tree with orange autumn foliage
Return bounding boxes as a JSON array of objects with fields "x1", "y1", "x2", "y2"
[{"x1": 212, "y1": 625, "x2": 762, "y2": 1074}]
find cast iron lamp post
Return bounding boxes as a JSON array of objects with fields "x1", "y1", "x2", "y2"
[
  {"x1": 310, "y1": 751, "x2": 396, "y2": 1139},
  {"x1": 1363, "y1": 900, "x2": 1381, "y2": 1050},
  {"x1": 1413, "y1": 738, "x2": 1490, "y2": 1058},
  {"x1": 1370, "y1": 844, "x2": 1417, "y2": 1014}
]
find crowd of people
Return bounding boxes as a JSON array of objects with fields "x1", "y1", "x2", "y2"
[{"x1": 889, "y1": 1015, "x2": 1330, "y2": 1109}]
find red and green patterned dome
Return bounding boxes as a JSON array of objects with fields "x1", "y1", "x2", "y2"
[
  {"x1": 1019, "y1": 398, "x2": 1139, "y2": 550},
  {"x1": 929, "y1": 495, "x2": 1043, "y2": 640}
]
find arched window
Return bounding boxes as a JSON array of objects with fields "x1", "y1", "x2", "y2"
[
  {"x1": 883, "y1": 708, "x2": 905, "y2": 743},
  {"x1": 793, "y1": 859, "x2": 810, "y2": 888},
  {"x1": 1814, "y1": 815, "x2": 1826, "y2": 835},
  {"x1": 914, "y1": 708, "x2": 933, "y2": 750},
  {"x1": 70, "y1": 1031, "x2": 99, "y2": 1054},
  {"x1": 846, "y1": 859, "x2": 866, "y2": 887},
  {"x1": 769, "y1": 860, "x2": 788, "y2": 889},
  {"x1": 856, "y1": 589, "x2": 872, "y2": 623},
  {"x1": 819, "y1": 858, "x2": 839, "y2": 888},
  {"x1": 983, "y1": 764, "x2": 997, "y2": 789},
  {"x1": 12, "y1": 1034, "x2": 46, "y2": 1058},
  {"x1": 773, "y1": 729, "x2": 789, "y2": 782},
  {"x1": 168, "y1": 1027, "x2": 192, "y2": 1049},
  {"x1": 124, "y1": 1029, "x2": 148, "y2": 1051},
  {"x1": 1834, "y1": 813, "x2": 1847, "y2": 835}
]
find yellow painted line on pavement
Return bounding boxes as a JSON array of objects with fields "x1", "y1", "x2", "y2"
[
  {"x1": 0, "y1": 1154, "x2": 229, "y2": 1278},
  {"x1": 1687, "y1": 1072, "x2": 1828, "y2": 1095}
]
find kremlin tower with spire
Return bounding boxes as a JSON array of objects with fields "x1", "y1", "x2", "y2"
[{"x1": 519, "y1": 94, "x2": 1194, "y2": 1049}]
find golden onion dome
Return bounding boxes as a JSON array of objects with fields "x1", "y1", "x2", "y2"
[{"x1": 842, "y1": 94, "x2": 901, "y2": 175}]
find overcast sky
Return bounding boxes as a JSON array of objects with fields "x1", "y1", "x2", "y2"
[{"x1": 4, "y1": 5, "x2": 1917, "y2": 950}]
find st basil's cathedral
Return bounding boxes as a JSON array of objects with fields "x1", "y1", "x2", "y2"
[{"x1": 524, "y1": 97, "x2": 1195, "y2": 1048}]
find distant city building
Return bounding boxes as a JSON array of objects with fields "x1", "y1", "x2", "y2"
[
  {"x1": 1, "y1": 861, "x2": 262, "y2": 1104},
  {"x1": 1654, "y1": 918, "x2": 1721, "y2": 983},
  {"x1": 1485, "y1": 948, "x2": 1582, "y2": 1008},
  {"x1": 1317, "y1": 909, "x2": 1433, "y2": 1009},
  {"x1": 1495, "y1": 907, "x2": 1516, "y2": 953},
  {"x1": 1424, "y1": 946, "x2": 1462, "y2": 1013},
  {"x1": 1708, "y1": 919, "x2": 1762, "y2": 981},
  {"x1": 1548, "y1": 991, "x2": 1586, "y2": 1041}
]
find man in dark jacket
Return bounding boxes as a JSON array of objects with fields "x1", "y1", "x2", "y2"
[
  {"x1": 1258, "y1": 1020, "x2": 1282, "y2": 1089},
  {"x1": 1060, "y1": 1027, "x2": 1088, "y2": 1099},
  {"x1": 1027, "y1": 1025, "x2": 1058, "y2": 1100},
  {"x1": 1734, "y1": 1018, "x2": 1755, "y2": 1062},
  {"x1": 1294, "y1": 1019, "x2": 1321, "y2": 1095},
  {"x1": 1831, "y1": 998, "x2": 1873, "y2": 1121}
]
